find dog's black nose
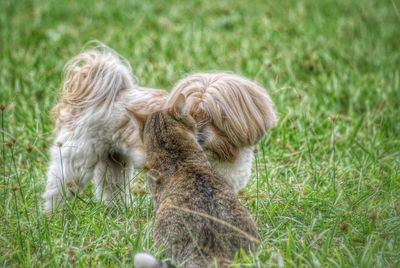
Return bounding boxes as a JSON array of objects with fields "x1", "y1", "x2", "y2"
[{"x1": 197, "y1": 132, "x2": 206, "y2": 145}]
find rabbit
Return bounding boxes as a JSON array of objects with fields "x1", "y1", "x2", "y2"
[{"x1": 130, "y1": 94, "x2": 259, "y2": 268}]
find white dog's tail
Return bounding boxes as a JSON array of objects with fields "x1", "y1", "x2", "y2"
[
  {"x1": 134, "y1": 252, "x2": 175, "y2": 268},
  {"x1": 53, "y1": 43, "x2": 135, "y2": 117}
]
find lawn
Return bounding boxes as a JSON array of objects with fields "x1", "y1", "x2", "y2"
[{"x1": 1, "y1": 0, "x2": 399, "y2": 267}]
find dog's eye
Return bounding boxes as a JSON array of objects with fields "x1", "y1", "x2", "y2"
[{"x1": 197, "y1": 132, "x2": 207, "y2": 145}]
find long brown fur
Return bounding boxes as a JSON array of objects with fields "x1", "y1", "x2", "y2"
[{"x1": 166, "y1": 72, "x2": 277, "y2": 160}]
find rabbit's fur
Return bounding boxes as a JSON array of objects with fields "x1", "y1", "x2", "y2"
[{"x1": 132, "y1": 95, "x2": 259, "y2": 268}]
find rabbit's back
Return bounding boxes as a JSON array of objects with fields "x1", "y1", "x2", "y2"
[{"x1": 154, "y1": 171, "x2": 259, "y2": 267}]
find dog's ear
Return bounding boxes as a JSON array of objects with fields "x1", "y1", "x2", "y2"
[
  {"x1": 168, "y1": 93, "x2": 186, "y2": 118},
  {"x1": 126, "y1": 106, "x2": 148, "y2": 132}
]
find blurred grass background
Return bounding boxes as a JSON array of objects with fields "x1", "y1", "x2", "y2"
[{"x1": 1, "y1": 0, "x2": 399, "y2": 267}]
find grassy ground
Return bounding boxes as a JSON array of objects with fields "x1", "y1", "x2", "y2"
[{"x1": 1, "y1": 0, "x2": 399, "y2": 267}]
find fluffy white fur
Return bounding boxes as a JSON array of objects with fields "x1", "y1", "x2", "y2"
[
  {"x1": 134, "y1": 253, "x2": 163, "y2": 268},
  {"x1": 42, "y1": 46, "x2": 167, "y2": 212},
  {"x1": 211, "y1": 146, "x2": 255, "y2": 191}
]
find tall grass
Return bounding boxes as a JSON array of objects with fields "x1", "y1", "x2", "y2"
[{"x1": 1, "y1": 0, "x2": 399, "y2": 266}]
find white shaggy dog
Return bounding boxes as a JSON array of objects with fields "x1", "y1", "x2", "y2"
[
  {"x1": 42, "y1": 47, "x2": 167, "y2": 212},
  {"x1": 42, "y1": 46, "x2": 277, "y2": 212}
]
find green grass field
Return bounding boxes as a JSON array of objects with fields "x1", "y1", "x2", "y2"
[{"x1": 1, "y1": 0, "x2": 399, "y2": 267}]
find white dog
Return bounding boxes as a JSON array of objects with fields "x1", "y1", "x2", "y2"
[
  {"x1": 42, "y1": 46, "x2": 276, "y2": 212},
  {"x1": 42, "y1": 47, "x2": 167, "y2": 212}
]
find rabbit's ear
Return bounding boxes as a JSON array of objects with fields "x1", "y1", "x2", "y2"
[
  {"x1": 126, "y1": 105, "x2": 148, "y2": 132},
  {"x1": 168, "y1": 93, "x2": 186, "y2": 118},
  {"x1": 168, "y1": 94, "x2": 196, "y2": 131}
]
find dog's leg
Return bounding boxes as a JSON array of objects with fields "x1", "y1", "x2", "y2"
[
  {"x1": 42, "y1": 144, "x2": 92, "y2": 213},
  {"x1": 93, "y1": 153, "x2": 134, "y2": 205}
]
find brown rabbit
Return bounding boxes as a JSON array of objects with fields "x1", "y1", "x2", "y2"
[{"x1": 131, "y1": 95, "x2": 259, "y2": 268}]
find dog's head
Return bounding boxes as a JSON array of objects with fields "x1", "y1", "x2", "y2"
[{"x1": 166, "y1": 72, "x2": 277, "y2": 162}]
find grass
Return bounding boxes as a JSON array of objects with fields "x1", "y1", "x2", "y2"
[{"x1": 1, "y1": 0, "x2": 399, "y2": 266}]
